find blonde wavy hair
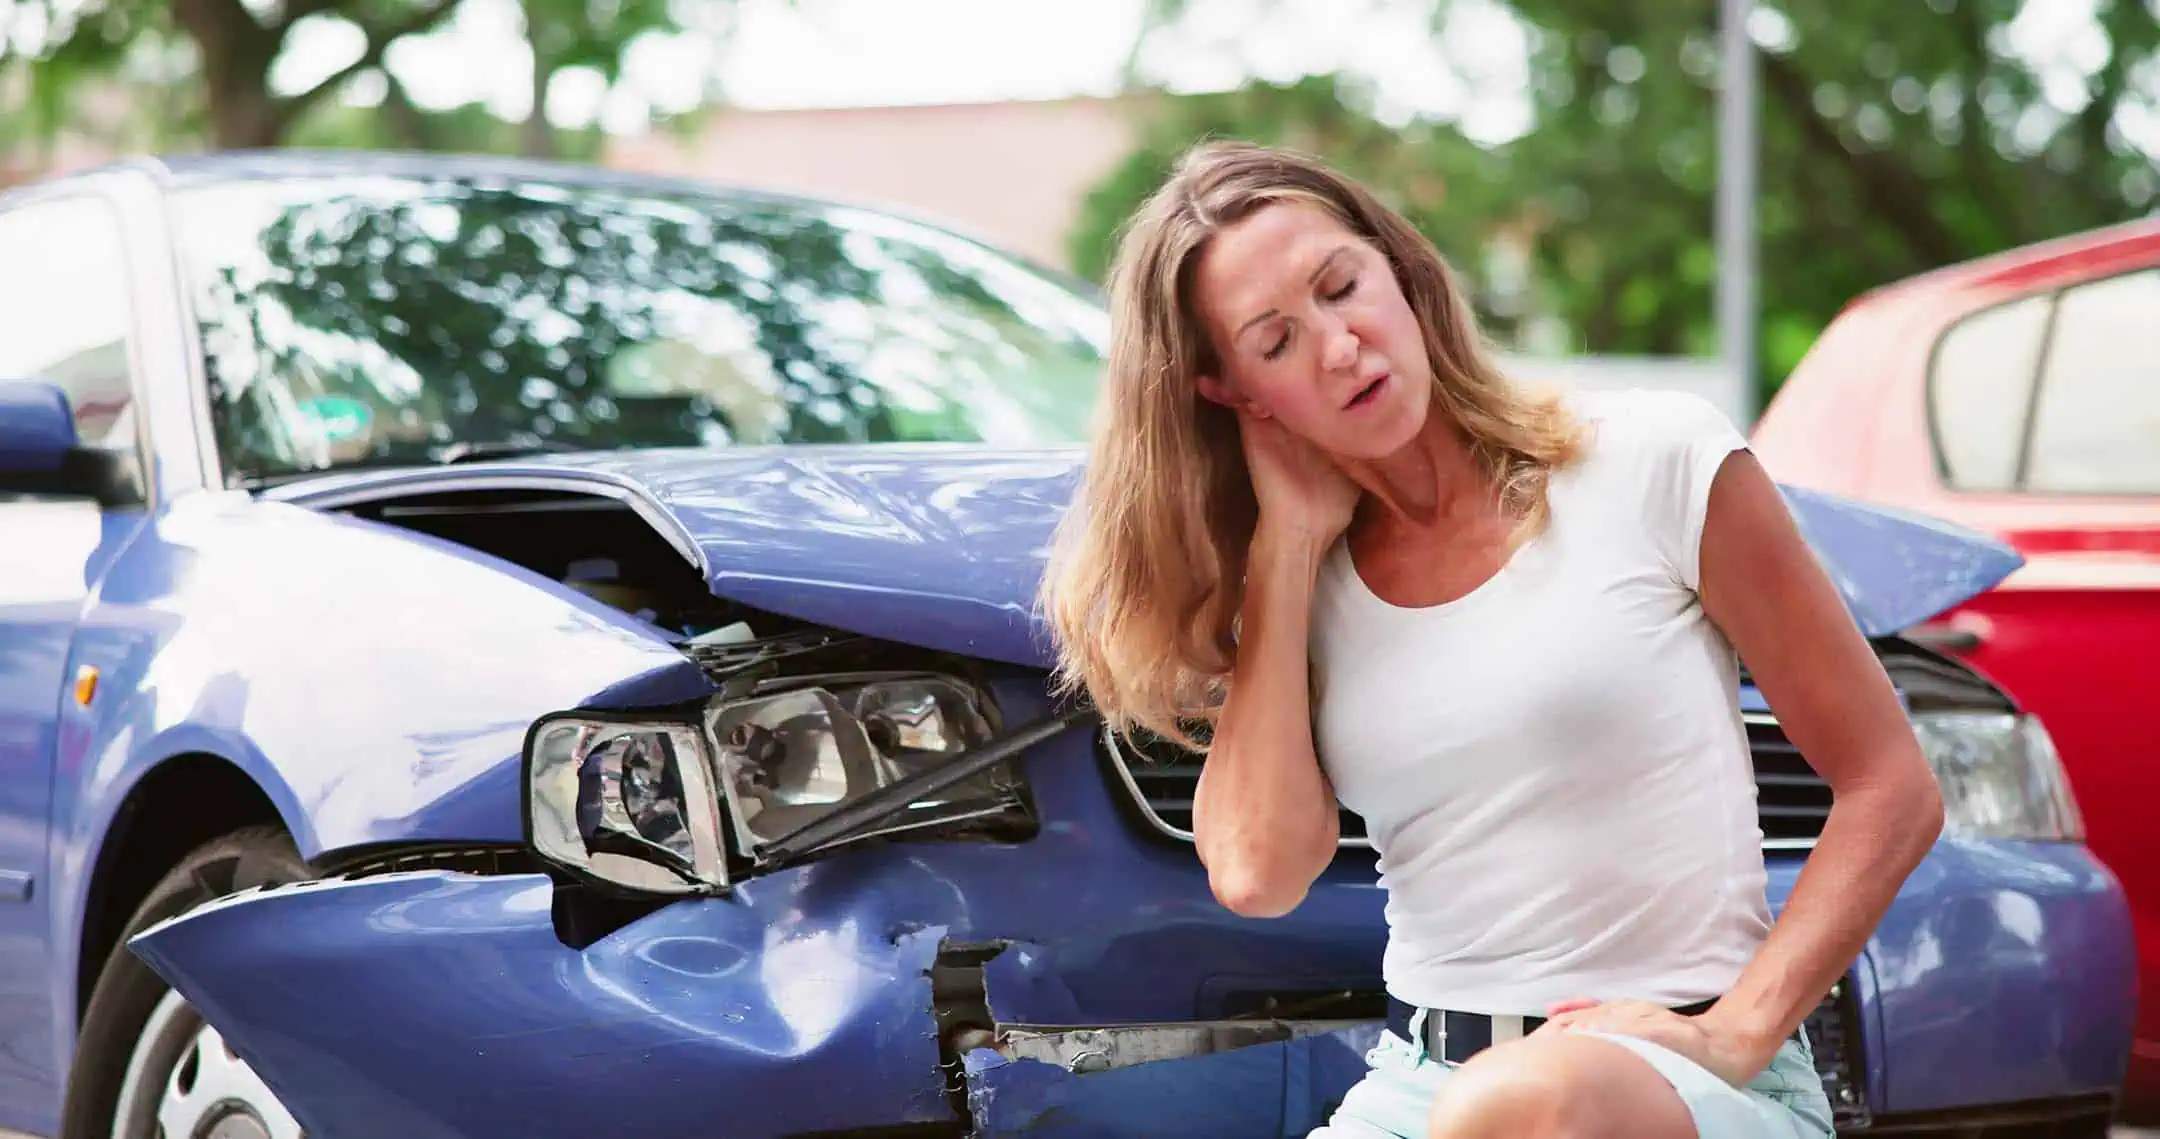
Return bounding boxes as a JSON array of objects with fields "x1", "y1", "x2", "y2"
[{"x1": 1039, "y1": 140, "x2": 1584, "y2": 749}]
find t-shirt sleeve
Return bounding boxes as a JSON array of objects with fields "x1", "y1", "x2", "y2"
[{"x1": 1628, "y1": 389, "x2": 1750, "y2": 591}]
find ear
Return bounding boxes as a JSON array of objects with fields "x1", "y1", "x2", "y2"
[
  {"x1": 1196, "y1": 373, "x2": 1270, "y2": 418},
  {"x1": 1195, "y1": 372, "x2": 1237, "y2": 408}
]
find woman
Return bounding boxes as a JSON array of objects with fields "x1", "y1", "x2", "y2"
[{"x1": 1039, "y1": 140, "x2": 1944, "y2": 1139}]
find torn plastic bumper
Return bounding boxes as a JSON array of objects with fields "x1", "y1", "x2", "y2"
[
  {"x1": 127, "y1": 868, "x2": 1392, "y2": 1139},
  {"x1": 963, "y1": 1020, "x2": 1384, "y2": 1136},
  {"x1": 128, "y1": 871, "x2": 959, "y2": 1139},
  {"x1": 129, "y1": 867, "x2": 1406, "y2": 1139}
]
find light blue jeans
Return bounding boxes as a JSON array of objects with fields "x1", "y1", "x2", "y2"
[{"x1": 1308, "y1": 1017, "x2": 1838, "y2": 1138}]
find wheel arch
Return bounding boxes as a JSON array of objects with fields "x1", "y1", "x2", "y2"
[{"x1": 72, "y1": 751, "x2": 293, "y2": 1023}]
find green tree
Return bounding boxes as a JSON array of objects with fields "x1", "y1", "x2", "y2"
[
  {"x1": 1068, "y1": 76, "x2": 1537, "y2": 338},
  {"x1": 0, "y1": 0, "x2": 708, "y2": 152},
  {"x1": 1090, "y1": 0, "x2": 2160, "y2": 398}
]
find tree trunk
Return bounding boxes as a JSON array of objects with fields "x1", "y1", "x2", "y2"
[
  {"x1": 522, "y1": 57, "x2": 559, "y2": 158},
  {"x1": 172, "y1": 0, "x2": 286, "y2": 148},
  {"x1": 208, "y1": 82, "x2": 286, "y2": 149},
  {"x1": 383, "y1": 75, "x2": 436, "y2": 150}
]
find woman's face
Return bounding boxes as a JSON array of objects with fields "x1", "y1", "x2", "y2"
[{"x1": 1190, "y1": 200, "x2": 1435, "y2": 461}]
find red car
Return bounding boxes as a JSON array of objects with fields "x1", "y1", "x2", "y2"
[{"x1": 1752, "y1": 216, "x2": 2160, "y2": 1118}]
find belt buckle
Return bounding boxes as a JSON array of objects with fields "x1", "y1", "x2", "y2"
[{"x1": 1419, "y1": 1008, "x2": 1448, "y2": 1060}]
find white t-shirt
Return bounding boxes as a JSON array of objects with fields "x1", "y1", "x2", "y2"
[{"x1": 1309, "y1": 387, "x2": 1768, "y2": 1015}]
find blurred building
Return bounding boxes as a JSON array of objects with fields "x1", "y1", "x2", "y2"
[{"x1": 606, "y1": 95, "x2": 1138, "y2": 272}]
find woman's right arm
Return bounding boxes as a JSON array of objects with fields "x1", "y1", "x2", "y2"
[{"x1": 1191, "y1": 528, "x2": 1344, "y2": 919}]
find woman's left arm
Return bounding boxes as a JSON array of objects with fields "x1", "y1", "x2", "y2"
[{"x1": 1543, "y1": 447, "x2": 1944, "y2": 1084}]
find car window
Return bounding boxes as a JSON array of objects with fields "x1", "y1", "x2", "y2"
[
  {"x1": 0, "y1": 195, "x2": 141, "y2": 462},
  {"x1": 1928, "y1": 295, "x2": 2049, "y2": 492},
  {"x1": 2024, "y1": 268, "x2": 2160, "y2": 494},
  {"x1": 171, "y1": 176, "x2": 1108, "y2": 484}
]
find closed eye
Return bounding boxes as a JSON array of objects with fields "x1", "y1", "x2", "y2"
[
  {"x1": 1261, "y1": 329, "x2": 1290, "y2": 360},
  {"x1": 1323, "y1": 277, "x2": 1359, "y2": 303}
]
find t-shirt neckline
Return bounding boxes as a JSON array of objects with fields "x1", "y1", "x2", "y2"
[{"x1": 1334, "y1": 523, "x2": 1545, "y2": 617}]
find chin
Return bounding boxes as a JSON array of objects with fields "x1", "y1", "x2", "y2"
[{"x1": 1330, "y1": 397, "x2": 1428, "y2": 461}]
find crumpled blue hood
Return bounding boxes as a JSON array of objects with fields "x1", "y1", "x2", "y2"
[{"x1": 284, "y1": 444, "x2": 2022, "y2": 665}]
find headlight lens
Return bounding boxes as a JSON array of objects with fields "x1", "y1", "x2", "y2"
[
  {"x1": 707, "y1": 676, "x2": 1013, "y2": 853},
  {"x1": 525, "y1": 674, "x2": 1022, "y2": 894},
  {"x1": 1912, "y1": 712, "x2": 2083, "y2": 841},
  {"x1": 528, "y1": 719, "x2": 728, "y2": 895}
]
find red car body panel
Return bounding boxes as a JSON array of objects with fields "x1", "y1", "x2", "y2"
[{"x1": 1752, "y1": 216, "x2": 2160, "y2": 1117}]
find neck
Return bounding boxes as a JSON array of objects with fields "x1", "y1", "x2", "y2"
[{"x1": 1343, "y1": 411, "x2": 1487, "y2": 528}]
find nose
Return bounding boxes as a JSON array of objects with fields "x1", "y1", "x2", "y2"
[{"x1": 1318, "y1": 313, "x2": 1359, "y2": 373}]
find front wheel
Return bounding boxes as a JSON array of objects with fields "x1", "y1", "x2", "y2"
[{"x1": 59, "y1": 826, "x2": 311, "y2": 1139}]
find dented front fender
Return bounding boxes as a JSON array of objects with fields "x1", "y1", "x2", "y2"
[{"x1": 129, "y1": 872, "x2": 959, "y2": 1139}]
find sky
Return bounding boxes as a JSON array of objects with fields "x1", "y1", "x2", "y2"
[
  {"x1": 262, "y1": 0, "x2": 2133, "y2": 153},
  {"x1": 277, "y1": 0, "x2": 1539, "y2": 143}
]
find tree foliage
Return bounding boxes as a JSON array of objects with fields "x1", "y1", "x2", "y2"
[
  {"x1": 1083, "y1": 0, "x2": 2160, "y2": 398},
  {"x1": 0, "y1": 0, "x2": 704, "y2": 152},
  {"x1": 1067, "y1": 76, "x2": 1538, "y2": 341}
]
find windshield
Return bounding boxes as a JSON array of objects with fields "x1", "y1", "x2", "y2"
[{"x1": 172, "y1": 173, "x2": 1109, "y2": 485}]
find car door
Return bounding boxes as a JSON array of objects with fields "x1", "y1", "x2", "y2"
[{"x1": 0, "y1": 186, "x2": 154, "y2": 1124}]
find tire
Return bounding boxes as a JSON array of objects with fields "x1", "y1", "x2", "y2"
[{"x1": 58, "y1": 825, "x2": 312, "y2": 1139}]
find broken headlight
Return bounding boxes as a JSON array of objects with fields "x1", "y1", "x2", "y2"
[
  {"x1": 525, "y1": 673, "x2": 1025, "y2": 895},
  {"x1": 706, "y1": 675, "x2": 1014, "y2": 852},
  {"x1": 1913, "y1": 711, "x2": 2084, "y2": 842},
  {"x1": 528, "y1": 718, "x2": 729, "y2": 895}
]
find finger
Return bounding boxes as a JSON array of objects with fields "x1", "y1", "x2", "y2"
[
  {"x1": 1545, "y1": 997, "x2": 1602, "y2": 1017},
  {"x1": 1534, "y1": 1009, "x2": 1589, "y2": 1035}
]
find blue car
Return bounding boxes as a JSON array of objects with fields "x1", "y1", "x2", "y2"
[{"x1": 0, "y1": 152, "x2": 2133, "y2": 1139}]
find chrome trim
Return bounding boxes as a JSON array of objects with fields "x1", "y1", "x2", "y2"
[
  {"x1": 1100, "y1": 715, "x2": 1821, "y2": 853},
  {"x1": 1099, "y1": 725, "x2": 1203, "y2": 845},
  {"x1": 1101, "y1": 724, "x2": 1370, "y2": 849}
]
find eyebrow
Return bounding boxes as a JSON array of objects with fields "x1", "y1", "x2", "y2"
[{"x1": 1234, "y1": 245, "x2": 1353, "y2": 341}]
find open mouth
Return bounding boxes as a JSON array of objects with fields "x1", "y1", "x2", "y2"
[{"x1": 1345, "y1": 374, "x2": 1389, "y2": 410}]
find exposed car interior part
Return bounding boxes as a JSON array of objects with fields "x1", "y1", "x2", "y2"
[
  {"x1": 548, "y1": 881, "x2": 674, "y2": 950},
  {"x1": 329, "y1": 487, "x2": 763, "y2": 640},
  {"x1": 1869, "y1": 636, "x2": 2019, "y2": 714},
  {"x1": 930, "y1": 942, "x2": 1004, "y2": 1122},
  {"x1": 1217, "y1": 990, "x2": 1388, "y2": 1021},
  {"x1": 315, "y1": 842, "x2": 540, "y2": 880}
]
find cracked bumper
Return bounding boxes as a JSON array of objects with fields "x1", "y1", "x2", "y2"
[
  {"x1": 128, "y1": 869, "x2": 1388, "y2": 1139},
  {"x1": 130, "y1": 872, "x2": 959, "y2": 1139}
]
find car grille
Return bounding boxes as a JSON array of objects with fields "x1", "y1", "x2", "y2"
[
  {"x1": 1100, "y1": 713, "x2": 1830, "y2": 850},
  {"x1": 1807, "y1": 978, "x2": 1871, "y2": 1131}
]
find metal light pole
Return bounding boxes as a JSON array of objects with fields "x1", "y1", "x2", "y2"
[{"x1": 1716, "y1": 0, "x2": 1759, "y2": 423}]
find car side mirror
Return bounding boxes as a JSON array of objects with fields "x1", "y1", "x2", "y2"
[{"x1": 0, "y1": 380, "x2": 125, "y2": 502}]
